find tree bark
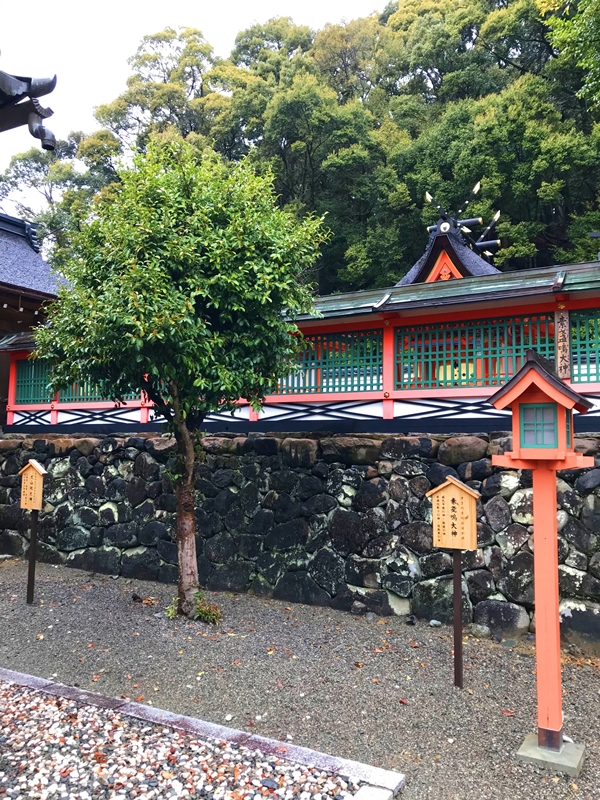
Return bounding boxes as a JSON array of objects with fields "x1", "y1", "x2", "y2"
[{"x1": 170, "y1": 383, "x2": 200, "y2": 618}]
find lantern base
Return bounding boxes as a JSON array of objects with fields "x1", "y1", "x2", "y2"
[{"x1": 516, "y1": 733, "x2": 585, "y2": 777}]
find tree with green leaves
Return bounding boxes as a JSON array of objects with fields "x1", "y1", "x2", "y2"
[
  {"x1": 4, "y1": 4, "x2": 600, "y2": 288},
  {"x1": 540, "y1": 0, "x2": 600, "y2": 110},
  {"x1": 33, "y1": 136, "x2": 327, "y2": 616}
]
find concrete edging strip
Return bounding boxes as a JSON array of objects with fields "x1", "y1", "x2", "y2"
[{"x1": 0, "y1": 667, "x2": 405, "y2": 794}]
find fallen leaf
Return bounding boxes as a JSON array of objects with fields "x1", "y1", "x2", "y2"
[
  {"x1": 410, "y1": 643, "x2": 420, "y2": 649},
  {"x1": 399, "y1": 699, "x2": 407, "y2": 705},
  {"x1": 354, "y1": 662, "x2": 363, "y2": 668},
  {"x1": 133, "y1": 683, "x2": 139, "y2": 688},
  {"x1": 500, "y1": 710, "x2": 515, "y2": 717},
  {"x1": 374, "y1": 648, "x2": 384, "y2": 653},
  {"x1": 376, "y1": 619, "x2": 386, "y2": 625},
  {"x1": 233, "y1": 660, "x2": 242, "y2": 666},
  {"x1": 36, "y1": 634, "x2": 44, "y2": 640},
  {"x1": 92, "y1": 674, "x2": 100, "y2": 683},
  {"x1": 88, "y1": 642, "x2": 96, "y2": 648},
  {"x1": 373, "y1": 678, "x2": 379, "y2": 684},
  {"x1": 161, "y1": 771, "x2": 174, "y2": 780}
]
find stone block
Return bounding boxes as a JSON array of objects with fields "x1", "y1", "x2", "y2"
[
  {"x1": 273, "y1": 571, "x2": 331, "y2": 606},
  {"x1": 352, "y1": 479, "x2": 388, "y2": 511},
  {"x1": 281, "y1": 438, "x2": 318, "y2": 468},
  {"x1": 473, "y1": 598, "x2": 529, "y2": 638},
  {"x1": 560, "y1": 599, "x2": 600, "y2": 657},
  {"x1": 381, "y1": 436, "x2": 437, "y2": 460},
  {"x1": 509, "y1": 488, "x2": 533, "y2": 525},
  {"x1": 67, "y1": 546, "x2": 121, "y2": 575},
  {"x1": 426, "y1": 462, "x2": 459, "y2": 487},
  {"x1": 207, "y1": 561, "x2": 254, "y2": 592},
  {"x1": 308, "y1": 547, "x2": 346, "y2": 596},
  {"x1": 396, "y1": 522, "x2": 433, "y2": 554},
  {"x1": 121, "y1": 546, "x2": 160, "y2": 581},
  {"x1": 438, "y1": 436, "x2": 488, "y2": 466},
  {"x1": 465, "y1": 569, "x2": 495, "y2": 604},
  {"x1": 499, "y1": 551, "x2": 534, "y2": 608},
  {"x1": 320, "y1": 436, "x2": 382, "y2": 465},
  {"x1": 516, "y1": 734, "x2": 585, "y2": 778},
  {"x1": 264, "y1": 518, "x2": 309, "y2": 552},
  {"x1": 412, "y1": 574, "x2": 472, "y2": 624}
]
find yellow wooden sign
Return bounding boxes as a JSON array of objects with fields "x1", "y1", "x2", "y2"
[
  {"x1": 426, "y1": 475, "x2": 479, "y2": 551},
  {"x1": 19, "y1": 459, "x2": 47, "y2": 511}
]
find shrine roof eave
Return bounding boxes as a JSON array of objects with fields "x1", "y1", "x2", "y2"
[{"x1": 297, "y1": 260, "x2": 600, "y2": 322}]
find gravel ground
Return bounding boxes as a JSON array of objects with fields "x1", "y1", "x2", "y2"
[
  {"x1": 1, "y1": 560, "x2": 599, "y2": 800},
  {"x1": 0, "y1": 680, "x2": 362, "y2": 800}
]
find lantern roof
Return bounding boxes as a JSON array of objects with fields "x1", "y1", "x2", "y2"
[{"x1": 488, "y1": 350, "x2": 594, "y2": 414}]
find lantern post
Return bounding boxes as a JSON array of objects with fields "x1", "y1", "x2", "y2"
[{"x1": 489, "y1": 350, "x2": 593, "y2": 776}]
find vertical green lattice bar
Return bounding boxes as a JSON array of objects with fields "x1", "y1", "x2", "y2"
[{"x1": 571, "y1": 309, "x2": 600, "y2": 383}]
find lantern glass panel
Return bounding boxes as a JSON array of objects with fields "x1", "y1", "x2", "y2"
[{"x1": 521, "y1": 403, "x2": 557, "y2": 448}]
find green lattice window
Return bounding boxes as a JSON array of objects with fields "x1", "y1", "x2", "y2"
[
  {"x1": 395, "y1": 314, "x2": 555, "y2": 390},
  {"x1": 571, "y1": 309, "x2": 600, "y2": 383},
  {"x1": 15, "y1": 360, "x2": 53, "y2": 404},
  {"x1": 276, "y1": 330, "x2": 383, "y2": 394},
  {"x1": 566, "y1": 408, "x2": 573, "y2": 448},
  {"x1": 15, "y1": 359, "x2": 138, "y2": 404},
  {"x1": 520, "y1": 403, "x2": 557, "y2": 448}
]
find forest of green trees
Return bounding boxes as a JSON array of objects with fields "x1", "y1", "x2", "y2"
[{"x1": 2, "y1": 0, "x2": 600, "y2": 294}]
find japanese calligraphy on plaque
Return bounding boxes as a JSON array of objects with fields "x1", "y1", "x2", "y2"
[
  {"x1": 426, "y1": 476, "x2": 479, "y2": 550},
  {"x1": 554, "y1": 309, "x2": 570, "y2": 380},
  {"x1": 18, "y1": 459, "x2": 47, "y2": 511}
]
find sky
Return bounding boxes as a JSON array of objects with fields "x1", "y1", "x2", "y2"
[{"x1": 0, "y1": 0, "x2": 383, "y2": 171}]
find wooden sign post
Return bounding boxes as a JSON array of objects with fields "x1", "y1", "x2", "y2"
[
  {"x1": 426, "y1": 475, "x2": 479, "y2": 689},
  {"x1": 19, "y1": 459, "x2": 47, "y2": 605}
]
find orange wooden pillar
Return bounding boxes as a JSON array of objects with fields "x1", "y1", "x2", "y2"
[
  {"x1": 382, "y1": 321, "x2": 395, "y2": 420},
  {"x1": 532, "y1": 465, "x2": 563, "y2": 748}
]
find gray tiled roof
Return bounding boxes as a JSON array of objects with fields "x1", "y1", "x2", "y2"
[
  {"x1": 396, "y1": 228, "x2": 500, "y2": 286},
  {"x1": 0, "y1": 213, "x2": 60, "y2": 296}
]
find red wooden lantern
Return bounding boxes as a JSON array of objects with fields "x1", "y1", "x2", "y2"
[{"x1": 489, "y1": 350, "x2": 593, "y2": 775}]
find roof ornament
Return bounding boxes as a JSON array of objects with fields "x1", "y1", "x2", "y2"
[
  {"x1": 0, "y1": 59, "x2": 57, "y2": 151},
  {"x1": 425, "y1": 182, "x2": 501, "y2": 261}
]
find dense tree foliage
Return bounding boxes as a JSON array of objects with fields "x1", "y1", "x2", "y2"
[
  {"x1": 34, "y1": 137, "x2": 325, "y2": 614},
  {"x1": 3, "y1": 1, "x2": 600, "y2": 291}
]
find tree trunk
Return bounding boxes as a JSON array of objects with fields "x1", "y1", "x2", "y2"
[{"x1": 174, "y1": 416, "x2": 200, "y2": 618}]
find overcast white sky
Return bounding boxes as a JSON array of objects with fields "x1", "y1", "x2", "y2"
[{"x1": 0, "y1": 0, "x2": 383, "y2": 170}]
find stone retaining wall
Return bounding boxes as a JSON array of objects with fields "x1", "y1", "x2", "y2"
[{"x1": 1, "y1": 431, "x2": 600, "y2": 651}]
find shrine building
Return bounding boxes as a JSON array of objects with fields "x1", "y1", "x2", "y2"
[{"x1": 1, "y1": 207, "x2": 600, "y2": 434}]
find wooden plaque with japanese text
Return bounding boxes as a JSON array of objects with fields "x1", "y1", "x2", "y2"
[
  {"x1": 19, "y1": 459, "x2": 47, "y2": 511},
  {"x1": 426, "y1": 475, "x2": 479, "y2": 550}
]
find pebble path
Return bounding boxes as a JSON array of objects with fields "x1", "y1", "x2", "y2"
[{"x1": 0, "y1": 681, "x2": 361, "y2": 800}]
